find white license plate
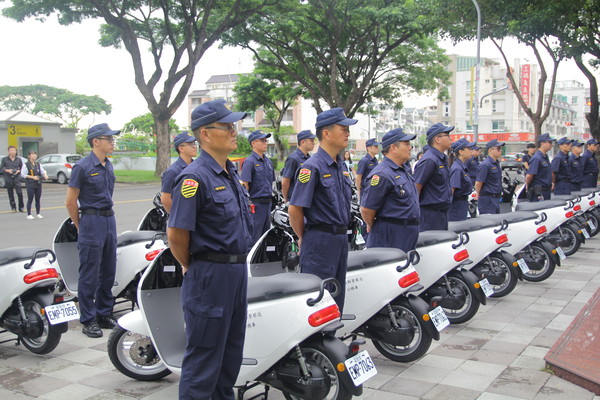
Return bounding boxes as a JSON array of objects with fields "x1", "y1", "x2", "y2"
[
  {"x1": 44, "y1": 301, "x2": 79, "y2": 325},
  {"x1": 429, "y1": 306, "x2": 450, "y2": 331},
  {"x1": 517, "y1": 258, "x2": 530, "y2": 274},
  {"x1": 588, "y1": 218, "x2": 596, "y2": 231},
  {"x1": 556, "y1": 247, "x2": 567, "y2": 260},
  {"x1": 355, "y1": 232, "x2": 365, "y2": 245},
  {"x1": 479, "y1": 278, "x2": 494, "y2": 297},
  {"x1": 344, "y1": 350, "x2": 377, "y2": 386},
  {"x1": 582, "y1": 228, "x2": 590, "y2": 239}
]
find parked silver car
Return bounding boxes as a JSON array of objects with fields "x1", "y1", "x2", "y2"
[{"x1": 38, "y1": 154, "x2": 83, "y2": 184}]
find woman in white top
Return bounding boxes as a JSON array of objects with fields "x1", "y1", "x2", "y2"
[{"x1": 21, "y1": 151, "x2": 48, "y2": 219}]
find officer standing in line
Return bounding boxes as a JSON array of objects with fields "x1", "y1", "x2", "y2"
[
  {"x1": 168, "y1": 99, "x2": 252, "y2": 400},
  {"x1": 1, "y1": 146, "x2": 25, "y2": 212},
  {"x1": 581, "y1": 138, "x2": 599, "y2": 188},
  {"x1": 289, "y1": 107, "x2": 355, "y2": 311},
  {"x1": 65, "y1": 123, "x2": 120, "y2": 338},
  {"x1": 569, "y1": 140, "x2": 585, "y2": 192},
  {"x1": 281, "y1": 130, "x2": 316, "y2": 202},
  {"x1": 448, "y1": 138, "x2": 474, "y2": 221},
  {"x1": 160, "y1": 131, "x2": 197, "y2": 213},
  {"x1": 355, "y1": 138, "x2": 379, "y2": 198},
  {"x1": 413, "y1": 122, "x2": 453, "y2": 231},
  {"x1": 466, "y1": 142, "x2": 481, "y2": 186},
  {"x1": 551, "y1": 137, "x2": 573, "y2": 195},
  {"x1": 522, "y1": 143, "x2": 536, "y2": 171},
  {"x1": 241, "y1": 130, "x2": 276, "y2": 243},
  {"x1": 526, "y1": 133, "x2": 556, "y2": 202},
  {"x1": 475, "y1": 139, "x2": 504, "y2": 214},
  {"x1": 360, "y1": 128, "x2": 419, "y2": 252}
]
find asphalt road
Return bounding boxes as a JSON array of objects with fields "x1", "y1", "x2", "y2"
[{"x1": 0, "y1": 182, "x2": 161, "y2": 250}]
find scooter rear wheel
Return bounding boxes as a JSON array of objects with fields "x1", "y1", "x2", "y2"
[
  {"x1": 485, "y1": 255, "x2": 518, "y2": 298},
  {"x1": 558, "y1": 225, "x2": 581, "y2": 256},
  {"x1": 20, "y1": 296, "x2": 62, "y2": 355},
  {"x1": 107, "y1": 325, "x2": 171, "y2": 381},
  {"x1": 443, "y1": 275, "x2": 480, "y2": 324},
  {"x1": 520, "y1": 244, "x2": 556, "y2": 282},
  {"x1": 586, "y1": 212, "x2": 600, "y2": 237}
]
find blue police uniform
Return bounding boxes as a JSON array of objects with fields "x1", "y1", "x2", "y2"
[
  {"x1": 161, "y1": 156, "x2": 189, "y2": 195},
  {"x1": 527, "y1": 150, "x2": 552, "y2": 201},
  {"x1": 551, "y1": 151, "x2": 571, "y2": 195},
  {"x1": 290, "y1": 146, "x2": 352, "y2": 311},
  {"x1": 281, "y1": 148, "x2": 310, "y2": 200},
  {"x1": 356, "y1": 153, "x2": 378, "y2": 190},
  {"x1": 413, "y1": 147, "x2": 451, "y2": 231},
  {"x1": 477, "y1": 156, "x2": 503, "y2": 214},
  {"x1": 361, "y1": 157, "x2": 420, "y2": 252},
  {"x1": 169, "y1": 151, "x2": 253, "y2": 400},
  {"x1": 569, "y1": 153, "x2": 584, "y2": 192},
  {"x1": 241, "y1": 151, "x2": 275, "y2": 243},
  {"x1": 449, "y1": 158, "x2": 473, "y2": 221},
  {"x1": 581, "y1": 148, "x2": 599, "y2": 188},
  {"x1": 68, "y1": 151, "x2": 117, "y2": 326},
  {"x1": 466, "y1": 156, "x2": 479, "y2": 186}
]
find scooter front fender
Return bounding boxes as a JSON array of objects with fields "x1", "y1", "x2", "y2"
[
  {"x1": 455, "y1": 269, "x2": 486, "y2": 306},
  {"x1": 406, "y1": 294, "x2": 440, "y2": 341},
  {"x1": 117, "y1": 309, "x2": 150, "y2": 336},
  {"x1": 317, "y1": 334, "x2": 363, "y2": 397},
  {"x1": 536, "y1": 238, "x2": 561, "y2": 267},
  {"x1": 496, "y1": 250, "x2": 522, "y2": 281},
  {"x1": 566, "y1": 220, "x2": 586, "y2": 244}
]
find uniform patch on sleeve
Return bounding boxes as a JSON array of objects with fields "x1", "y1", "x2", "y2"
[
  {"x1": 371, "y1": 175, "x2": 380, "y2": 186},
  {"x1": 181, "y1": 179, "x2": 199, "y2": 198},
  {"x1": 298, "y1": 168, "x2": 311, "y2": 183}
]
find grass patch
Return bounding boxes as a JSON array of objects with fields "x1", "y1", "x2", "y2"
[{"x1": 114, "y1": 170, "x2": 160, "y2": 183}]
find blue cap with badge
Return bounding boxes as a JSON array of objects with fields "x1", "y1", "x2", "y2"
[
  {"x1": 486, "y1": 139, "x2": 505, "y2": 149},
  {"x1": 381, "y1": 128, "x2": 416, "y2": 148},
  {"x1": 587, "y1": 138, "x2": 599, "y2": 145},
  {"x1": 173, "y1": 131, "x2": 195, "y2": 150},
  {"x1": 315, "y1": 107, "x2": 358, "y2": 129},
  {"x1": 297, "y1": 130, "x2": 316, "y2": 141},
  {"x1": 247, "y1": 129, "x2": 272, "y2": 143},
  {"x1": 537, "y1": 133, "x2": 556, "y2": 143},
  {"x1": 451, "y1": 138, "x2": 470, "y2": 153},
  {"x1": 87, "y1": 123, "x2": 120, "y2": 140},
  {"x1": 571, "y1": 140, "x2": 584, "y2": 147},
  {"x1": 467, "y1": 141, "x2": 479, "y2": 150},
  {"x1": 557, "y1": 137, "x2": 573, "y2": 145},
  {"x1": 426, "y1": 123, "x2": 454, "y2": 141},
  {"x1": 190, "y1": 99, "x2": 247, "y2": 131},
  {"x1": 366, "y1": 138, "x2": 379, "y2": 147}
]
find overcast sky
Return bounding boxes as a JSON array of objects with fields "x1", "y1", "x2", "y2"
[{"x1": 0, "y1": 13, "x2": 597, "y2": 132}]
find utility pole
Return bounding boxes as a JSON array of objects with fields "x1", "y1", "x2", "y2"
[{"x1": 472, "y1": 0, "x2": 481, "y2": 137}]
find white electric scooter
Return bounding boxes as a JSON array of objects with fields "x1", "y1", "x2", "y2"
[{"x1": 108, "y1": 248, "x2": 372, "y2": 399}]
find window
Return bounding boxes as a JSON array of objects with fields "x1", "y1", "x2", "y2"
[
  {"x1": 465, "y1": 80, "x2": 472, "y2": 93},
  {"x1": 572, "y1": 96, "x2": 578, "y2": 105},
  {"x1": 443, "y1": 102, "x2": 450, "y2": 117},
  {"x1": 466, "y1": 101, "x2": 472, "y2": 114},
  {"x1": 492, "y1": 100, "x2": 505, "y2": 113},
  {"x1": 466, "y1": 122, "x2": 473, "y2": 132},
  {"x1": 492, "y1": 120, "x2": 505, "y2": 133}
]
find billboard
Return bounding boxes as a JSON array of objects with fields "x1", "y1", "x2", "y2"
[
  {"x1": 450, "y1": 132, "x2": 536, "y2": 142},
  {"x1": 520, "y1": 64, "x2": 531, "y2": 106}
]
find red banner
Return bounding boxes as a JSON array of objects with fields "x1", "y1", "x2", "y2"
[
  {"x1": 520, "y1": 64, "x2": 531, "y2": 106},
  {"x1": 451, "y1": 132, "x2": 535, "y2": 142}
]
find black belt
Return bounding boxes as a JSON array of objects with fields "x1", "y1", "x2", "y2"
[
  {"x1": 453, "y1": 195, "x2": 469, "y2": 201},
  {"x1": 306, "y1": 224, "x2": 348, "y2": 234},
  {"x1": 585, "y1": 173, "x2": 597, "y2": 176},
  {"x1": 80, "y1": 208, "x2": 114, "y2": 217},
  {"x1": 421, "y1": 204, "x2": 449, "y2": 212},
  {"x1": 251, "y1": 197, "x2": 272, "y2": 204},
  {"x1": 481, "y1": 193, "x2": 501, "y2": 198},
  {"x1": 556, "y1": 179, "x2": 569, "y2": 182},
  {"x1": 377, "y1": 217, "x2": 419, "y2": 226},
  {"x1": 541, "y1": 186, "x2": 552, "y2": 190},
  {"x1": 192, "y1": 252, "x2": 248, "y2": 264}
]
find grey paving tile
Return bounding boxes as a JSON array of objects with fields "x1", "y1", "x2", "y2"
[
  {"x1": 543, "y1": 375, "x2": 598, "y2": 394},
  {"x1": 414, "y1": 354, "x2": 465, "y2": 370},
  {"x1": 510, "y1": 355, "x2": 546, "y2": 370},
  {"x1": 0, "y1": 369, "x2": 70, "y2": 397},
  {"x1": 39, "y1": 383, "x2": 103, "y2": 400},
  {"x1": 380, "y1": 376, "x2": 437, "y2": 397},
  {"x1": 477, "y1": 393, "x2": 528, "y2": 400},
  {"x1": 545, "y1": 314, "x2": 576, "y2": 331},
  {"x1": 511, "y1": 311, "x2": 557, "y2": 327},
  {"x1": 365, "y1": 390, "x2": 419, "y2": 400},
  {"x1": 480, "y1": 340, "x2": 527, "y2": 355},
  {"x1": 487, "y1": 367, "x2": 552, "y2": 400},
  {"x1": 469, "y1": 349, "x2": 519, "y2": 366},
  {"x1": 0, "y1": 387, "x2": 36, "y2": 399},
  {"x1": 533, "y1": 386, "x2": 595, "y2": 400},
  {"x1": 397, "y1": 364, "x2": 453, "y2": 384},
  {"x1": 531, "y1": 328, "x2": 564, "y2": 349},
  {"x1": 422, "y1": 384, "x2": 481, "y2": 400},
  {"x1": 467, "y1": 319, "x2": 509, "y2": 332}
]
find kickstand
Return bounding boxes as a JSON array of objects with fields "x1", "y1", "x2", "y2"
[{"x1": 237, "y1": 382, "x2": 270, "y2": 400}]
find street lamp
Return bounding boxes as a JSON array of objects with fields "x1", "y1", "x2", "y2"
[
  {"x1": 471, "y1": 0, "x2": 481, "y2": 137},
  {"x1": 480, "y1": 86, "x2": 509, "y2": 108}
]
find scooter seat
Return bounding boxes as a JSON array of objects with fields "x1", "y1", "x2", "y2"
[
  {"x1": 551, "y1": 195, "x2": 579, "y2": 201},
  {"x1": 417, "y1": 231, "x2": 459, "y2": 247},
  {"x1": 0, "y1": 246, "x2": 47, "y2": 266},
  {"x1": 347, "y1": 248, "x2": 407, "y2": 271},
  {"x1": 116, "y1": 231, "x2": 163, "y2": 248},
  {"x1": 571, "y1": 189, "x2": 598, "y2": 197},
  {"x1": 515, "y1": 200, "x2": 566, "y2": 211},
  {"x1": 478, "y1": 211, "x2": 538, "y2": 223},
  {"x1": 447, "y1": 219, "x2": 498, "y2": 233},
  {"x1": 247, "y1": 273, "x2": 323, "y2": 304}
]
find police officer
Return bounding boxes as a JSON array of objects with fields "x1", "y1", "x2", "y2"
[
  {"x1": 475, "y1": 139, "x2": 504, "y2": 214},
  {"x1": 160, "y1": 131, "x2": 197, "y2": 213},
  {"x1": 569, "y1": 140, "x2": 585, "y2": 192},
  {"x1": 522, "y1": 143, "x2": 536, "y2": 171},
  {"x1": 289, "y1": 107, "x2": 355, "y2": 311},
  {"x1": 241, "y1": 130, "x2": 276, "y2": 243},
  {"x1": 65, "y1": 123, "x2": 119, "y2": 338},
  {"x1": 448, "y1": 138, "x2": 474, "y2": 221},
  {"x1": 526, "y1": 133, "x2": 555, "y2": 202},
  {"x1": 360, "y1": 128, "x2": 419, "y2": 252},
  {"x1": 281, "y1": 130, "x2": 316, "y2": 202},
  {"x1": 168, "y1": 99, "x2": 252, "y2": 400},
  {"x1": 356, "y1": 138, "x2": 379, "y2": 198},
  {"x1": 466, "y1": 142, "x2": 481, "y2": 186},
  {"x1": 1, "y1": 146, "x2": 25, "y2": 212},
  {"x1": 552, "y1": 137, "x2": 573, "y2": 195},
  {"x1": 581, "y1": 138, "x2": 599, "y2": 188},
  {"x1": 413, "y1": 122, "x2": 453, "y2": 231}
]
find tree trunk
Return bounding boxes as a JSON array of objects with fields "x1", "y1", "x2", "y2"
[
  {"x1": 533, "y1": 117, "x2": 543, "y2": 136},
  {"x1": 273, "y1": 120, "x2": 286, "y2": 163},
  {"x1": 154, "y1": 117, "x2": 171, "y2": 177}
]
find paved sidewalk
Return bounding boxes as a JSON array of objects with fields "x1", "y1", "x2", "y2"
[{"x1": 1, "y1": 240, "x2": 599, "y2": 399}]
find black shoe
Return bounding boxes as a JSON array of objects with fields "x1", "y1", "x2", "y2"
[
  {"x1": 18, "y1": 209, "x2": 25, "y2": 213},
  {"x1": 82, "y1": 322, "x2": 103, "y2": 338},
  {"x1": 97, "y1": 315, "x2": 117, "y2": 329}
]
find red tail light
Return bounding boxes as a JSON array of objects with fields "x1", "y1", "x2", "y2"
[
  {"x1": 565, "y1": 211, "x2": 574, "y2": 218},
  {"x1": 574, "y1": 205, "x2": 581, "y2": 211},
  {"x1": 590, "y1": 200, "x2": 596, "y2": 206},
  {"x1": 145, "y1": 249, "x2": 163, "y2": 261},
  {"x1": 398, "y1": 271, "x2": 420, "y2": 288},
  {"x1": 454, "y1": 249, "x2": 469, "y2": 262},
  {"x1": 64, "y1": 163, "x2": 73, "y2": 169},
  {"x1": 496, "y1": 234, "x2": 508, "y2": 244},
  {"x1": 308, "y1": 304, "x2": 340, "y2": 327},
  {"x1": 23, "y1": 268, "x2": 59, "y2": 284},
  {"x1": 536, "y1": 226, "x2": 547, "y2": 235}
]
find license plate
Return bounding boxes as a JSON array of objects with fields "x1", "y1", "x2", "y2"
[
  {"x1": 479, "y1": 278, "x2": 494, "y2": 297},
  {"x1": 44, "y1": 301, "x2": 79, "y2": 325},
  {"x1": 429, "y1": 306, "x2": 450, "y2": 331},
  {"x1": 582, "y1": 228, "x2": 590, "y2": 239},
  {"x1": 344, "y1": 350, "x2": 377, "y2": 386},
  {"x1": 355, "y1": 232, "x2": 365, "y2": 245},
  {"x1": 588, "y1": 218, "x2": 596, "y2": 231},
  {"x1": 517, "y1": 258, "x2": 530, "y2": 274},
  {"x1": 556, "y1": 247, "x2": 566, "y2": 260}
]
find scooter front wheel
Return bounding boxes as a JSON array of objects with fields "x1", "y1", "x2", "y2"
[
  {"x1": 557, "y1": 225, "x2": 581, "y2": 256},
  {"x1": 20, "y1": 296, "x2": 62, "y2": 355},
  {"x1": 485, "y1": 255, "x2": 518, "y2": 298},
  {"x1": 520, "y1": 244, "x2": 556, "y2": 282},
  {"x1": 107, "y1": 326, "x2": 171, "y2": 381},
  {"x1": 443, "y1": 275, "x2": 480, "y2": 324},
  {"x1": 586, "y1": 212, "x2": 600, "y2": 237}
]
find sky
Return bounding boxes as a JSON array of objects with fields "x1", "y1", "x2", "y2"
[{"x1": 0, "y1": 12, "x2": 598, "y2": 132}]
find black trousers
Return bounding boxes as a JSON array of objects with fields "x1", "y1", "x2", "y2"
[
  {"x1": 26, "y1": 182, "x2": 42, "y2": 215},
  {"x1": 6, "y1": 176, "x2": 24, "y2": 210}
]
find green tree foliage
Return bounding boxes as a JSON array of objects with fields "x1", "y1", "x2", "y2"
[
  {"x1": 0, "y1": 84, "x2": 111, "y2": 128},
  {"x1": 224, "y1": 0, "x2": 450, "y2": 117},
  {"x1": 123, "y1": 113, "x2": 179, "y2": 136},
  {"x1": 3, "y1": 0, "x2": 275, "y2": 176},
  {"x1": 234, "y1": 134, "x2": 253, "y2": 156},
  {"x1": 120, "y1": 112, "x2": 179, "y2": 153}
]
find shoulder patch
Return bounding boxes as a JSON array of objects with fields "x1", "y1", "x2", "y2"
[
  {"x1": 298, "y1": 168, "x2": 311, "y2": 183},
  {"x1": 371, "y1": 175, "x2": 380, "y2": 186},
  {"x1": 181, "y1": 179, "x2": 199, "y2": 198}
]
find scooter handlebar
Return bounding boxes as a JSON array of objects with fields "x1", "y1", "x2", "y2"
[
  {"x1": 307, "y1": 278, "x2": 341, "y2": 306},
  {"x1": 24, "y1": 249, "x2": 56, "y2": 270}
]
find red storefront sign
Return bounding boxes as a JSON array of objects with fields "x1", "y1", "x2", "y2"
[
  {"x1": 520, "y1": 64, "x2": 531, "y2": 106},
  {"x1": 450, "y1": 132, "x2": 535, "y2": 142}
]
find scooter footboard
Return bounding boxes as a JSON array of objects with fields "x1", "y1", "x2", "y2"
[
  {"x1": 454, "y1": 270, "x2": 486, "y2": 306},
  {"x1": 315, "y1": 334, "x2": 363, "y2": 396},
  {"x1": 405, "y1": 295, "x2": 440, "y2": 341}
]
